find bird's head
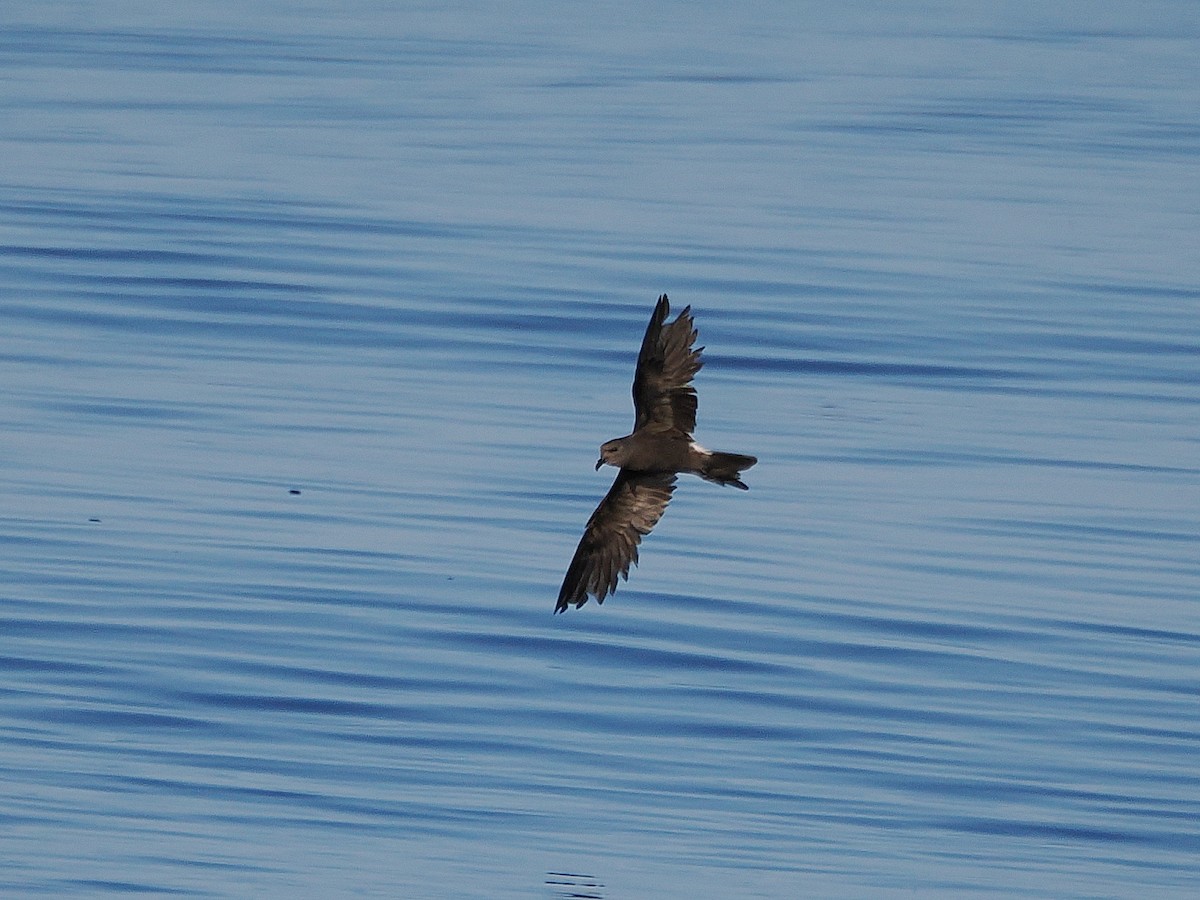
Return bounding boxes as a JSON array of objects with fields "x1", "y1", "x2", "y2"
[{"x1": 596, "y1": 438, "x2": 626, "y2": 471}]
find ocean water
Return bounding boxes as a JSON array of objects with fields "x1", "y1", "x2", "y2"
[{"x1": 2, "y1": 3, "x2": 1198, "y2": 897}]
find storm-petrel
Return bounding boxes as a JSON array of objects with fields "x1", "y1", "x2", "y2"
[{"x1": 556, "y1": 294, "x2": 757, "y2": 612}]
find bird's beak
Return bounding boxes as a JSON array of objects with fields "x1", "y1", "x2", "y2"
[{"x1": 595, "y1": 458, "x2": 604, "y2": 471}]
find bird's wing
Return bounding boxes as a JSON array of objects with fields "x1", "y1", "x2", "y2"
[
  {"x1": 632, "y1": 294, "x2": 704, "y2": 434},
  {"x1": 556, "y1": 470, "x2": 677, "y2": 612}
]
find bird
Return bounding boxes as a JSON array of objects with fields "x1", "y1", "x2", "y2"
[{"x1": 556, "y1": 294, "x2": 757, "y2": 612}]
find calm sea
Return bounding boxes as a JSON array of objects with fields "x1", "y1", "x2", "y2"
[{"x1": 2, "y1": 3, "x2": 1198, "y2": 897}]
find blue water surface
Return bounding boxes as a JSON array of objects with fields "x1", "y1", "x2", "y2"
[{"x1": 2, "y1": 3, "x2": 1198, "y2": 897}]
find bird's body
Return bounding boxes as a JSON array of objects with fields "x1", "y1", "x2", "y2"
[{"x1": 556, "y1": 294, "x2": 757, "y2": 612}]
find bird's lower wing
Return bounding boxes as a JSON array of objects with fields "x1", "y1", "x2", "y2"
[{"x1": 556, "y1": 471, "x2": 677, "y2": 612}]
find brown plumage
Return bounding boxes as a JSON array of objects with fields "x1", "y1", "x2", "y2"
[{"x1": 556, "y1": 294, "x2": 757, "y2": 612}]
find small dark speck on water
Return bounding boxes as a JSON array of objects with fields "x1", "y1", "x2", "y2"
[
  {"x1": 88, "y1": 518, "x2": 101, "y2": 523},
  {"x1": 288, "y1": 489, "x2": 301, "y2": 495}
]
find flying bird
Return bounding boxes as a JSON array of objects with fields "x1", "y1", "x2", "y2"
[{"x1": 556, "y1": 294, "x2": 757, "y2": 612}]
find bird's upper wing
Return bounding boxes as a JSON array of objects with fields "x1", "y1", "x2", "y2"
[
  {"x1": 632, "y1": 294, "x2": 704, "y2": 434},
  {"x1": 556, "y1": 470, "x2": 677, "y2": 612}
]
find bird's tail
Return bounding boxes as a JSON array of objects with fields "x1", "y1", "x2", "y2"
[{"x1": 698, "y1": 450, "x2": 757, "y2": 490}]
